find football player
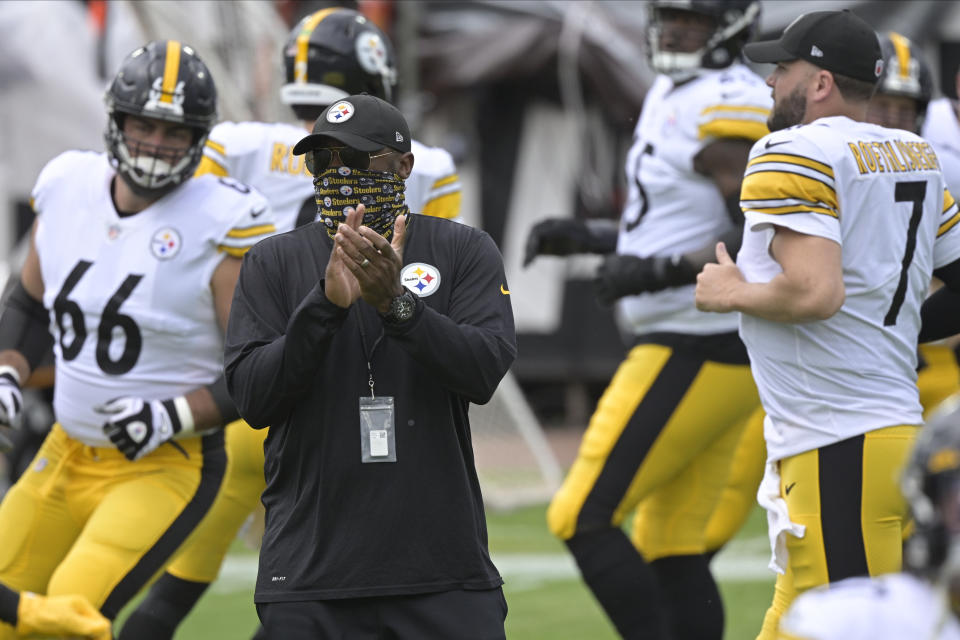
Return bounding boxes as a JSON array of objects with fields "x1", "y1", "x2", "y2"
[
  {"x1": 922, "y1": 58, "x2": 960, "y2": 195},
  {"x1": 0, "y1": 40, "x2": 274, "y2": 639},
  {"x1": 120, "y1": 9, "x2": 463, "y2": 640},
  {"x1": 866, "y1": 32, "x2": 960, "y2": 421},
  {"x1": 529, "y1": 2, "x2": 770, "y2": 638},
  {"x1": 776, "y1": 395, "x2": 960, "y2": 640},
  {"x1": 696, "y1": 9, "x2": 960, "y2": 638}
]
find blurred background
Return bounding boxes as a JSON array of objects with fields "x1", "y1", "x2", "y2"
[{"x1": 3, "y1": 0, "x2": 960, "y2": 433}]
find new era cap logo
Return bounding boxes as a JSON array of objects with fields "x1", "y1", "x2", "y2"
[
  {"x1": 326, "y1": 100, "x2": 354, "y2": 123},
  {"x1": 395, "y1": 131, "x2": 404, "y2": 143},
  {"x1": 874, "y1": 58, "x2": 885, "y2": 77},
  {"x1": 810, "y1": 45, "x2": 823, "y2": 57}
]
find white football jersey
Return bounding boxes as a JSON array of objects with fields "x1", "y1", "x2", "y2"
[
  {"x1": 31, "y1": 151, "x2": 275, "y2": 446},
  {"x1": 197, "y1": 121, "x2": 462, "y2": 232},
  {"x1": 617, "y1": 64, "x2": 771, "y2": 335},
  {"x1": 779, "y1": 573, "x2": 960, "y2": 640},
  {"x1": 923, "y1": 98, "x2": 960, "y2": 195},
  {"x1": 738, "y1": 116, "x2": 960, "y2": 461}
]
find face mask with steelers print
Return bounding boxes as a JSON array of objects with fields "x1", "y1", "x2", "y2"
[{"x1": 314, "y1": 166, "x2": 409, "y2": 241}]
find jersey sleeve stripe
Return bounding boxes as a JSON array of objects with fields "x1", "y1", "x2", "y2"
[
  {"x1": 431, "y1": 174, "x2": 459, "y2": 190},
  {"x1": 698, "y1": 119, "x2": 769, "y2": 142},
  {"x1": 194, "y1": 156, "x2": 229, "y2": 178},
  {"x1": 741, "y1": 171, "x2": 838, "y2": 217},
  {"x1": 420, "y1": 191, "x2": 461, "y2": 219},
  {"x1": 701, "y1": 104, "x2": 772, "y2": 116},
  {"x1": 217, "y1": 245, "x2": 252, "y2": 258},
  {"x1": 205, "y1": 140, "x2": 226, "y2": 155},
  {"x1": 226, "y1": 223, "x2": 276, "y2": 239},
  {"x1": 747, "y1": 152, "x2": 835, "y2": 179},
  {"x1": 938, "y1": 210, "x2": 960, "y2": 237},
  {"x1": 944, "y1": 188, "x2": 957, "y2": 213},
  {"x1": 742, "y1": 205, "x2": 838, "y2": 218}
]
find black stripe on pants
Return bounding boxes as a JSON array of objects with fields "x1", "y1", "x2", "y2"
[{"x1": 818, "y1": 434, "x2": 870, "y2": 582}]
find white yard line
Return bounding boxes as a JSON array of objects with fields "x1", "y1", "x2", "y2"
[{"x1": 211, "y1": 537, "x2": 774, "y2": 594}]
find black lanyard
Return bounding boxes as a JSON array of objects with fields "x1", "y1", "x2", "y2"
[{"x1": 356, "y1": 306, "x2": 385, "y2": 398}]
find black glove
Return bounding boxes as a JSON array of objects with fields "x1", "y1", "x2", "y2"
[
  {"x1": 523, "y1": 218, "x2": 618, "y2": 267},
  {"x1": 593, "y1": 254, "x2": 698, "y2": 305}
]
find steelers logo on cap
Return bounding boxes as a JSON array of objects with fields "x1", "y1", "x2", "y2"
[{"x1": 326, "y1": 100, "x2": 355, "y2": 123}]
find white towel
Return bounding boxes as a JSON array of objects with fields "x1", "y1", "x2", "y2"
[{"x1": 757, "y1": 460, "x2": 806, "y2": 575}]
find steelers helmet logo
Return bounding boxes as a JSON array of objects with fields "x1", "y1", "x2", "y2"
[
  {"x1": 356, "y1": 33, "x2": 389, "y2": 75},
  {"x1": 151, "y1": 227, "x2": 182, "y2": 260},
  {"x1": 338, "y1": 166, "x2": 352, "y2": 176},
  {"x1": 326, "y1": 100, "x2": 355, "y2": 123},
  {"x1": 323, "y1": 196, "x2": 333, "y2": 207},
  {"x1": 340, "y1": 185, "x2": 354, "y2": 196},
  {"x1": 401, "y1": 262, "x2": 441, "y2": 297}
]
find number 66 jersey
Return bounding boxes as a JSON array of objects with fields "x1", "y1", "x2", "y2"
[
  {"x1": 736, "y1": 116, "x2": 960, "y2": 462},
  {"x1": 30, "y1": 150, "x2": 275, "y2": 447}
]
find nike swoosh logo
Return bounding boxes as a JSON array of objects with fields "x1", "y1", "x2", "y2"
[
  {"x1": 785, "y1": 482, "x2": 796, "y2": 495},
  {"x1": 500, "y1": 284, "x2": 510, "y2": 295},
  {"x1": 250, "y1": 207, "x2": 266, "y2": 219},
  {"x1": 765, "y1": 139, "x2": 790, "y2": 149}
]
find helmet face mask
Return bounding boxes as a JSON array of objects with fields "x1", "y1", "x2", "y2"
[
  {"x1": 104, "y1": 40, "x2": 217, "y2": 199},
  {"x1": 646, "y1": 0, "x2": 761, "y2": 82},
  {"x1": 281, "y1": 9, "x2": 398, "y2": 121},
  {"x1": 869, "y1": 32, "x2": 934, "y2": 133}
]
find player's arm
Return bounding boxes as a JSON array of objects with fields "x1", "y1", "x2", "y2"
[
  {"x1": 920, "y1": 188, "x2": 960, "y2": 341},
  {"x1": 593, "y1": 138, "x2": 754, "y2": 304},
  {"x1": 522, "y1": 218, "x2": 619, "y2": 267},
  {"x1": 695, "y1": 227, "x2": 845, "y2": 322},
  {"x1": 0, "y1": 221, "x2": 50, "y2": 441}
]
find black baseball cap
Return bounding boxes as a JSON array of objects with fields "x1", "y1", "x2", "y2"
[
  {"x1": 743, "y1": 10, "x2": 883, "y2": 84},
  {"x1": 292, "y1": 94, "x2": 411, "y2": 155}
]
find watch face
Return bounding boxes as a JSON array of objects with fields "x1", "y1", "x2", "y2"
[{"x1": 390, "y1": 292, "x2": 415, "y2": 322}]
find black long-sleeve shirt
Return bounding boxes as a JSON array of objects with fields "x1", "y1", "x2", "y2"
[{"x1": 225, "y1": 216, "x2": 517, "y2": 602}]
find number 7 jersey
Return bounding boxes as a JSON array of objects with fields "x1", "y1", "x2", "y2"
[
  {"x1": 736, "y1": 116, "x2": 960, "y2": 461},
  {"x1": 30, "y1": 150, "x2": 275, "y2": 447}
]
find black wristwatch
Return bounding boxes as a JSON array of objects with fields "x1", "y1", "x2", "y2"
[{"x1": 382, "y1": 290, "x2": 417, "y2": 324}]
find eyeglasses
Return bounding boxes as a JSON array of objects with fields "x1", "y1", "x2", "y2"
[{"x1": 305, "y1": 146, "x2": 395, "y2": 175}]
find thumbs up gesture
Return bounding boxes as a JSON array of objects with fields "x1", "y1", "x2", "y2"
[{"x1": 695, "y1": 242, "x2": 744, "y2": 313}]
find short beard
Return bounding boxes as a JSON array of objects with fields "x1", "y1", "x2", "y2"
[{"x1": 768, "y1": 85, "x2": 807, "y2": 132}]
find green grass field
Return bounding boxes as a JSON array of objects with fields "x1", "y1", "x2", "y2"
[{"x1": 118, "y1": 503, "x2": 774, "y2": 639}]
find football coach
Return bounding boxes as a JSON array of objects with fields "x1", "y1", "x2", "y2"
[{"x1": 223, "y1": 93, "x2": 516, "y2": 638}]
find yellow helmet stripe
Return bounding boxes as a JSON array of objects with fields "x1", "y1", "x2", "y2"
[
  {"x1": 161, "y1": 40, "x2": 182, "y2": 104},
  {"x1": 294, "y1": 8, "x2": 341, "y2": 83},
  {"x1": 889, "y1": 32, "x2": 912, "y2": 80}
]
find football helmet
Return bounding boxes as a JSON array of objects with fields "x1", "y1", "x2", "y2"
[
  {"x1": 646, "y1": 0, "x2": 761, "y2": 82},
  {"x1": 902, "y1": 394, "x2": 960, "y2": 587},
  {"x1": 281, "y1": 8, "x2": 397, "y2": 122},
  {"x1": 876, "y1": 32, "x2": 934, "y2": 125},
  {"x1": 104, "y1": 40, "x2": 217, "y2": 198}
]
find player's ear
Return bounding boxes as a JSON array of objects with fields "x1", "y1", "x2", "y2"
[{"x1": 396, "y1": 152, "x2": 414, "y2": 180}]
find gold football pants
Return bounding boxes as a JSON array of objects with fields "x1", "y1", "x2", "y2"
[
  {"x1": 0, "y1": 424, "x2": 224, "y2": 634},
  {"x1": 756, "y1": 425, "x2": 917, "y2": 640},
  {"x1": 165, "y1": 420, "x2": 266, "y2": 583},
  {"x1": 547, "y1": 342, "x2": 760, "y2": 560}
]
